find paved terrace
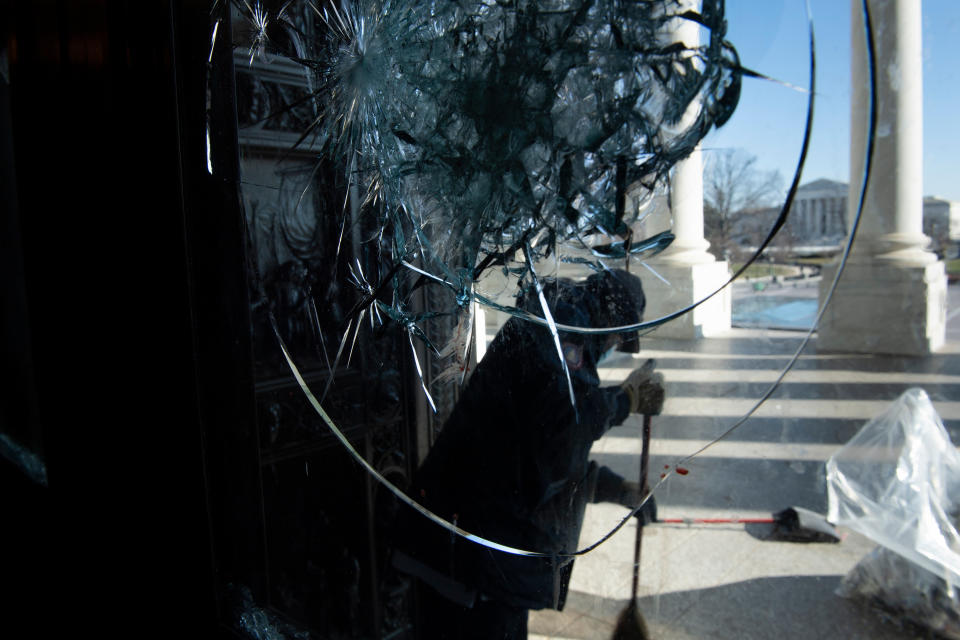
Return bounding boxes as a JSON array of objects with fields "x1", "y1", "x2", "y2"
[{"x1": 526, "y1": 280, "x2": 960, "y2": 639}]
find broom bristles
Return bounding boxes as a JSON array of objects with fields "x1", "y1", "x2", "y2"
[{"x1": 612, "y1": 601, "x2": 650, "y2": 640}]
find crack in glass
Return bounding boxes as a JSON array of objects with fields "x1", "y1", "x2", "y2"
[{"x1": 224, "y1": 0, "x2": 877, "y2": 599}]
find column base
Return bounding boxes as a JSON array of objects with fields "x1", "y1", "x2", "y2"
[
  {"x1": 641, "y1": 261, "x2": 731, "y2": 339},
  {"x1": 817, "y1": 261, "x2": 947, "y2": 356},
  {"x1": 853, "y1": 232, "x2": 938, "y2": 266}
]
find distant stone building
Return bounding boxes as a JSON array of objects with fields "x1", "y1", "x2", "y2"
[
  {"x1": 733, "y1": 179, "x2": 959, "y2": 258},
  {"x1": 923, "y1": 196, "x2": 960, "y2": 257},
  {"x1": 786, "y1": 179, "x2": 848, "y2": 250}
]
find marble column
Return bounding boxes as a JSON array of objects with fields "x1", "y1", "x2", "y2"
[
  {"x1": 818, "y1": 0, "x2": 946, "y2": 355},
  {"x1": 642, "y1": 1, "x2": 731, "y2": 339}
]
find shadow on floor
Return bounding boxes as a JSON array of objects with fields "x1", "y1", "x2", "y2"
[{"x1": 529, "y1": 575, "x2": 913, "y2": 640}]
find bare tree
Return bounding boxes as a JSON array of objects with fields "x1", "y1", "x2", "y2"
[{"x1": 702, "y1": 149, "x2": 783, "y2": 260}]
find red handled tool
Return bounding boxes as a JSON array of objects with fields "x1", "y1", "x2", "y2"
[{"x1": 657, "y1": 506, "x2": 841, "y2": 543}]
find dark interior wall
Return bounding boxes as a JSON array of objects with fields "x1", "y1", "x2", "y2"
[{"x1": 3, "y1": 2, "x2": 219, "y2": 635}]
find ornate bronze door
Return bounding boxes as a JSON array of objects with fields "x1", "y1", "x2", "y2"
[{"x1": 193, "y1": 4, "x2": 453, "y2": 637}]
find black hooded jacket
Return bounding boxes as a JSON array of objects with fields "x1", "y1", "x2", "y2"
[{"x1": 393, "y1": 274, "x2": 639, "y2": 610}]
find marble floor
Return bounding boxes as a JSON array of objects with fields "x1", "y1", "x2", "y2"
[{"x1": 526, "y1": 311, "x2": 960, "y2": 639}]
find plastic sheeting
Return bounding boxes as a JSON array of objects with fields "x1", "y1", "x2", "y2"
[
  {"x1": 838, "y1": 545, "x2": 960, "y2": 639},
  {"x1": 826, "y1": 388, "x2": 960, "y2": 588}
]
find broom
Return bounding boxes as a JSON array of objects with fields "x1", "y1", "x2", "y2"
[{"x1": 611, "y1": 178, "x2": 652, "y2": 639}]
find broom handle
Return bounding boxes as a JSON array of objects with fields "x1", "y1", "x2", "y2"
[{"x1": 631, "y1": 413, "x2": 653, "y2": 600}]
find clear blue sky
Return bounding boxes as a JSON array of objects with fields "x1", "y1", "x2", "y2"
[{"x1": 701, "y1": 0, "x2": 960, "y2": 202}]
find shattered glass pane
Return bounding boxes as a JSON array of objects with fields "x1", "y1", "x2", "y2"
[
  {"x1": 242, "y1": 0, "x2": 741, "y2": 326},
  {"x1": 218, "y1": 0, "x2": 960, "y2": 637},
  {"x1": 230, "y1": 0, "x2": 743, "y2": 549}
]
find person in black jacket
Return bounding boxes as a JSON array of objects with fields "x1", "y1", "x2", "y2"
[{"x1": 393, "y1": 269, "x2": 664, "y2": 639}]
